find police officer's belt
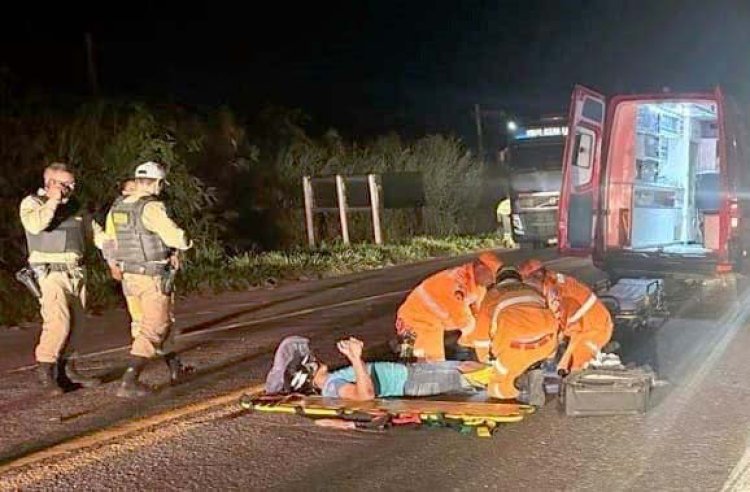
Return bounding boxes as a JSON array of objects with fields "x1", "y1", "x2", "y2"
[
  {"x1": 119, "y1": 262, "x2": 168, "y2": 276},
  {"x1": 30, "y1": 262, "x2": 81, "y2": 272}
]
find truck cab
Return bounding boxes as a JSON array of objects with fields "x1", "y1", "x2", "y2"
[
  {"x1": 558, "y1": 85, "x2": 750, "y2": 281},
  {"x1": 502, "y1": 117, "x2": 567, "y2": 246}
]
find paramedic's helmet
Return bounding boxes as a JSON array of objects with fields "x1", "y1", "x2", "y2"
[
  {"x1": 134, "y1": 161, "x2": 169, "y2": 183},
  {"x1": 265, "y1": 336, "x2": 318, "y2": 394},
  {"x1": 496, "y1": 266, "x2": 522, "y2": 284},
  {"x1": 476, "y1": 252, "x2": 503, "y2": 275},
  {"x1": 518, "y1": 258, "x2": 545, "y2": 279}
]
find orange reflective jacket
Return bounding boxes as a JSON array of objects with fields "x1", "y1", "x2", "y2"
[{"x1": 397, "y1": 263, "x2": 486, "y2": 335}]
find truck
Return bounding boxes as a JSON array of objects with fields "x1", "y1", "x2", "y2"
[
  {"x1": 558, "y1": 85, "x2": 750, "y2": 283},
  {"x1": 501, "y1": 116, "x2": 567, "y2": 246}
]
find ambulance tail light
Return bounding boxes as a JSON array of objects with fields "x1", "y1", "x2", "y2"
[
  {"x1": 729, "y1": 197, "x2": 739, "y2": 230},
  {"x1": 717, "y1": 263, "x2": 733, "y2": 274}
]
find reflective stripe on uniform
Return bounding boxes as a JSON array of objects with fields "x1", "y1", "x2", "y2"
[
  {"x1": 510, "y1": 333, "x2": 554, "y2": 350},
  {"x1": 415, "y1": 284, "x2": 451, "y2": 321},
  {"x1": 513, "y1": 333, "x2": 551, "y2": 344},
  {"x1": 585, "y1": 340, "x2": 600, "y2": 354},
  {"x1": 490, "y1": 295, "x2": 546, "y2": 337},
  {"x1": 567, "y1": 293, "x2": 598, "y2": 325},
  {"x1": 493, "y1": 358, "x2": 509, "y2": 375},
  {"x1": 459, "y1": 315, "x2": 476, "y2": 335},
  {"x1": 413, "y1": 348, "x2": 426, "y2": 358},
  {"x1": 488, "y1": 382, "x2": 508, "y2": 399},
  {"x1": 474, "y1": 340, "x2": 491, "y2": 348}
]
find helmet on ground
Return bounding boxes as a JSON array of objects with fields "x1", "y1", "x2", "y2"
[
  {"x1": 496, "y1": 266, "x2": 522, "y2": 284},
  {"x1": 476, "y1": 252, "x2": 503, "y2": 275},
  {"x1": 265, "y1": 336, "x2": 319, "y2": 394},
  {"x1": 518, "y1": 258, "x2": 545, "y2": 279},
  {"x1": 134, "y1": 161, "x2": 169, "y2": 182}
]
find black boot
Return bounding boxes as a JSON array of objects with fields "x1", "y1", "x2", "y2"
[
  {"x1": 58, "y1": 357, "x2": 101, "y2": 388},
  {"x1": 116, "y1": 357, "x2": 152, "y2": 398},
  {"x1": 526, "y1": 368, "x2": 546, "y2": 408},
  {"x1": 164, "y1": 352, "x2": 193, "y2": 385},
  {"x1": 36, "y1": 363, "x2": 64, "y2": 396}
]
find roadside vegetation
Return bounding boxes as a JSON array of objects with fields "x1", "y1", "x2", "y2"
[{"x1": 0, "y1": 101, "x2": 499, "y2": 326}]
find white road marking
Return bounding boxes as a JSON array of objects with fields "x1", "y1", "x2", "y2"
[{"x1": 723, "y1": 437, "x2": 750, "y2": 492}]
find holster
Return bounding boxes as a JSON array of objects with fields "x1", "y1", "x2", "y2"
[
  {"x1": 160, "y1": 267, "x2": 178, "y2": 296},
  {"x1": 16, "y1": 266, "x2": 42, "y2": 299}
]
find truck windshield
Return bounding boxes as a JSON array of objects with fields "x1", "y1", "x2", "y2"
[{"x1": 508, "y1": 141, "x2": 564, "y2": 172}]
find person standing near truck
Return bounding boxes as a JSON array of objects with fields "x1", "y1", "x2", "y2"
[
  {"x1": 496, "y1": 197, "x2": 516, "y2": 248},
  {"x1": 106, "y1": 162, "x2": 193, "y2": 398}
]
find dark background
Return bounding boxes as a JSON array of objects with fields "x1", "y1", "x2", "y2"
[{"x1": 1, "y1": 0, "x2": 749, "y2": 141}]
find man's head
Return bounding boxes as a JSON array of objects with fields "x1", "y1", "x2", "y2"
[
  {"x1": 473, "y1": 252, "x2": 503, "y2": 287},
  {"x1": 284, "y1": 353, "x2": 326, "y2": 394},
  {"x1": 132, "y1": 161, "x2": 168, "y2": 196},
  {"x1": 266, "y1": 336, "x2": 328, "y2": 395},
  {"x1": 43, "y1": 162, "x2": 76, "y2": 200}
]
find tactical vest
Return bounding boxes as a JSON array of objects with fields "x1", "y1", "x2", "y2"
[
  {"x1": 110, "y1": 196, "x2": 170, "y2": 267},
  {"x1": 25, "y1": 196, "x2": 85, "y2": 256}
]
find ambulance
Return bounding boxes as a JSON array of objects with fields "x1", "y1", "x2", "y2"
[{"x1": 558, "y1": 85, "x2": 750, "y2": 281}]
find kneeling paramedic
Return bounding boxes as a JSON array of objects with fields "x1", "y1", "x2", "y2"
[
  {"x1": 464, "y1": 267, "x2": 560, "y2": 406},
  {"x1": 519, "y1": 259, "x2": 613, "y2": 374},
  {"x1": 19, "y1": 162, "x2": 105, "y2": 394},
  {"x1": 266, "y1": 336, "x2": 480, "y2": 401},
  {"x1": 105, "y1": 162, "x2": 192, "y2": 398},
  {"x1": 395, "y1": 252, "x2": 503, "y2": 362}
]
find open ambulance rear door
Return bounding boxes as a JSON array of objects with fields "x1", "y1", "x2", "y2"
[{"x1": 558, "y1": 85, "x2": 607, "y2": 255}]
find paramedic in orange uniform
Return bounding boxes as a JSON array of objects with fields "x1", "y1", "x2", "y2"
[
  {"x1": 519, "y1": 259, "x2": 613, "y2": 374},
  {"x1": 468, "y1": 267, "x2": 560, "y2": 401},
  {"x1": 395, "y1": 252, "x2": 503, "y2": 361}
]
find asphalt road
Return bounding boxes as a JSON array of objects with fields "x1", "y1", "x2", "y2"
[{"x1": 2, "y1": 249, "x2": 750, "y2": 491}]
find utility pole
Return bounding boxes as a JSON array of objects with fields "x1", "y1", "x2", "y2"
[
  {"x1": 474, "y1": 103, "x2": 484, "y2": 162},
  {"x1": 85, "y1": 32, "x2": 99, "y2": 97}
]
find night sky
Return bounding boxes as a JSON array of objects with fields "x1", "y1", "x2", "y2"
[{"x1": 2, "y1": 0, "x2": 750, "y2": 139}]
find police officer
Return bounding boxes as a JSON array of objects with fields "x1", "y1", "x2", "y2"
[
  {"x1": 106, "y1": 162, "x2": 192, "y2": 398},
  {"x1": 19, "y1": 163, "x2": 102, "y2": 394}
]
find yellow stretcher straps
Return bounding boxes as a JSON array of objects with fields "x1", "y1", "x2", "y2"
[{"x1": 241, "y1": 394, "x2": 531, "y2": 438}]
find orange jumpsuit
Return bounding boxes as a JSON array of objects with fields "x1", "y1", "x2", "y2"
[
  {"x1": 542, "y1": 271, "x2": 613, "y2": 372},
  {"x1": 466, "y1": 282, "x2": 558, "y2": 400},
  {"x1": 396, "y1": 264, "x2": 487, "y2": 361}
]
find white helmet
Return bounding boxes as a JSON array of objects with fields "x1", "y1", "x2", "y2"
[{"x1": 134, "y1": 161, "x2": 168, "y2": 182}]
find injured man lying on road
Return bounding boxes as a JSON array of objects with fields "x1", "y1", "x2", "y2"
[{"x1": 264, "y1": 335, "x2": 545, "y2": 405}]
